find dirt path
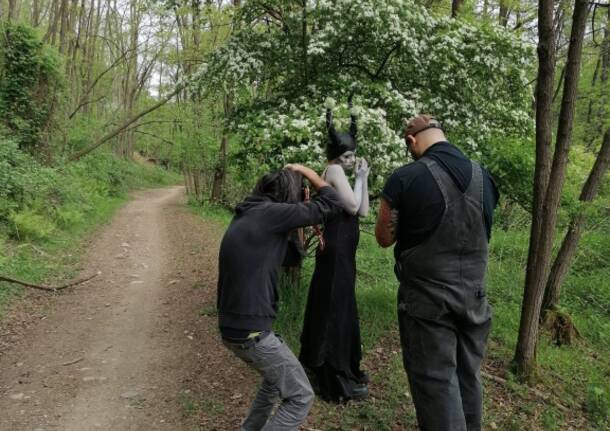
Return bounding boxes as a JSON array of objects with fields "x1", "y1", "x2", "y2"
[{"x1": 0, "y1": 187, "x2": 256, "y2": 431}]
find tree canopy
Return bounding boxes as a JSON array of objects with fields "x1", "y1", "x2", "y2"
[{"x1": 196, "y1": 0, "x2": 534, "y2": 187}]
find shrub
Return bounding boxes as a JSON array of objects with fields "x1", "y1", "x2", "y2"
[
  {"x1": 9, "y1": 209, "x2": 55, "y2": 241},
  {"x1": 479, "y1": 135, "x2": 535, "y2": 211},
  {"x1": 0, "y1": 139, "x2": 60, "y2": 222},
  {"x1": 586, "y1": 385, "x2": 610, "y2": 427},
  {"x1": 54, "y1": 204, "x2": 85, "y2": 229},
  {"x1": 0, "y1": 22, "x2": 63, "y2": 155},
  {"x1": 0, "y1": 138, "x2": 178, "y2": 243}
]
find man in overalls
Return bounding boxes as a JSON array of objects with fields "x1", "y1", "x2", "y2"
[{"x1": 375, "y1": 115, "x2": 498, "y2": 431}]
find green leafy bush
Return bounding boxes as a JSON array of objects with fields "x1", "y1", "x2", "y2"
[
  {"x1": 586, "y1": 385, "x2": 610, "y2": 427},
  {"x1": 0, "y1": 139, "x2": 60, "y2": 222},
  {"x1": 9, "y1": 209, "x2": 55, "y2": 240},
  {"x1": 0, "y1": 22, "x2": 62, "y2": 154},
  {"x1": 479, "y1": 135, "x2": 535, "y2": 210},
  {"x1": 54, "y1": 204, "x2": 85, "y2": 229},
  {"x1": 199, "y1": 0, "x2": 534, "y2": 189},
  {"x1": 0, "y1": 137, "x2": 178, "y2": 242}
]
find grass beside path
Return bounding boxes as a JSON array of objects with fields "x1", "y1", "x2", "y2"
[
  {"x1": 192, "y1": 201, "x2": 609, "y2": 430},
  {"x1": 0, "y1": 155, "x2": 180, "y2": 317}
]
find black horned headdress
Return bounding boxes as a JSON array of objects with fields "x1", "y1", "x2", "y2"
[{"x1": 326, "y1": 93, "x2": 358, "y2": 161}]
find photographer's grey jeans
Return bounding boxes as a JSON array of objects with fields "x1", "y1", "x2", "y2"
[{"x1": 223, "y1": 332, "x2": 314, "y2": 431}]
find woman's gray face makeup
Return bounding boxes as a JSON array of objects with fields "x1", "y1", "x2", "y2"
[{"x1": 337, "y1": 151, "x2": 356, "y2": 170}]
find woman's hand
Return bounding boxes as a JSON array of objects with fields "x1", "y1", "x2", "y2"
[{"x1": 355, "y1": 158, "x2": 370, "y2": 178}]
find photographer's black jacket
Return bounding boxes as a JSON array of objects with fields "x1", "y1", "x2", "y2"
[{"x1": 217, "y1": 186, "x2": 340, "y2": 332}]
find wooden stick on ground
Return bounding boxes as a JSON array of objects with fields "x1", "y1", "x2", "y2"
[
  {"x1": 62, "y1": 357, "x2": 85, "y2": 366},
  {"x1": 0, "y1": 272, "x2": 101, "y2": 292}
]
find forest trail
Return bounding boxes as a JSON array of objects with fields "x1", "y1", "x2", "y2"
[{"x1": 0, "y1": 187, "x2": 256, "y2": 431}]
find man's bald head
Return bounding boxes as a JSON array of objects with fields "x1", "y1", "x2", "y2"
[{"x1": 404, "y1": 114, "x2": 446, "y2": 159}]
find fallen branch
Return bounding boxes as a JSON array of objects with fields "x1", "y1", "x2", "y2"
[
  {"x1": 0, "y1": 272, "x2": 101, "y2": 292},
  {"x1": 481, "y1": 371, "x2": 569, "y2": 413},
  {"x1": 62, "y1": 357, "x2": 84, "y2": 366}
]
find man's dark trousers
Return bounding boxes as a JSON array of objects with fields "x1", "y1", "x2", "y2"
[{"x1": 396, "y1": 158, "x2": 492, "y2": 431}]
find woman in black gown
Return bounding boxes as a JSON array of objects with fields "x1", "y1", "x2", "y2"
[{"x1": 299, "y1": 99, "x2": 370, "y2": 402}]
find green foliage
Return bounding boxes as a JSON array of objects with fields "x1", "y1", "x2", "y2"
[
  {"x1": 0, "y1": 22, "x2": 62, "y2": 154},
  {"x1": 574, "y1": 39, "x2": 610, "y2": 152},
  {"x1": 479, "y1": 135, "x2": 535, "y2": 209},
  {"x1": 198, "y1": 0, "x2": 534, "y2": 189},
  {"x1": 586, "y1": 385, "x2": 610, "y2": 427},
  {"x1": 479, "y1": 133, "x2": 608, "y2": 230},
  {"x1": 54, "y1": 203, "x2": 85, "y2": 229},
  {"x1": 188, "y1": 198, "x2": 233, "y2": 225},
  {"x1": 9, "y1": 209, "x2": 55, "y2": 241},
  {"x1": 169, "y1": 103, "x2": 218, "y2": 171},
  {"x1": 0, "y1": 139, "x2": 60, "y2": 226},
  {"x1": 0, "y1": 139, "x2": 179, "y2": 314},
  {"x1": 193, "y1": 192, "x2": 609, "y2": 429}
]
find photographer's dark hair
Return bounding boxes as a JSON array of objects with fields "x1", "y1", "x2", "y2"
[{"x1": 252, "y1": 170, "x2": 303, "y2": 204}]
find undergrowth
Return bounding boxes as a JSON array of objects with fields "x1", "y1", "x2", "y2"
[
  {"x1": 193, "y1": 200, "x2": 610, "y2": 430},
  {"x1": 0, "y1": 141, "x2": 180, "y2": 315}
]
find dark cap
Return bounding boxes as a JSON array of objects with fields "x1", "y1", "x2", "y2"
[{"x1": 404, "y1": 114, "x2": 443, "y2": 137}]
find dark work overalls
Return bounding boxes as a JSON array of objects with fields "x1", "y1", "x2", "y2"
[{"x1": 396, "y1": 158, "x2": 492, "y2": 431}]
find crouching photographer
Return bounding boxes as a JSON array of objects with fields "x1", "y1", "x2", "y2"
[{"x1": 217, "y1": 164, "x2": 340, "y2": 431}]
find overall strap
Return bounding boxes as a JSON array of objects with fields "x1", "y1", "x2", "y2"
[
  {"x1": 419, "y1": 158, "x2": 454, "y2": 205},
  {"x1": 466, "y1": 161, "x2": 484, "y2": 210}
]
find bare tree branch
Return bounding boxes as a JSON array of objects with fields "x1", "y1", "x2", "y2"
[
  {"x1": 67, "y1": 84, "x2": 184, "y2": 162},
  {"x1": 0, "y1": 272, "x2": 101, "y2": 292}
]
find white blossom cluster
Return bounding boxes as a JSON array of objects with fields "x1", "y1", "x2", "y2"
[{"x1": 197, "y1": 0, "x2": 535, "y2": 190}]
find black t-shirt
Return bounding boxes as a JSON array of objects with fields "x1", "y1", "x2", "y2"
[{"x1": 381, "y1": 141, "x2": 499, "y2": 260}]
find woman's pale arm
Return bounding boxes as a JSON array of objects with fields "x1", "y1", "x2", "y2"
[
  {"x1": 358, "y1": 178, "x2": 369, "y2": 216},
  {"x1": 284, "y1": 164, "x2": 329, "y2": 191},
  {"x1": 356, "y1": 159, "x2": 369, "y2": 217},
  {"x1": 324, "y1": 165, "x2": 361, "y2": 215}
]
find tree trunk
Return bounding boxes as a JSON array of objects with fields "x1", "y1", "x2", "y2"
[
  {"x1": 585, "y1": 56, "x2": 601, "y2": 130},
  {"x1": 183, "y1": 169, "x2": 192, "y2": 195},
  {"x1": 211, "y1": 133, "x2": 228, "y2": 202},
  {"x1": 192, "y1": 0, "x2": 202, "y2": 52},
  {"x1": 301, "y1": 0, "x2": 308, "y2": 86},
  {"x1": 83, "y1": 0, "x2": 102, "y2": 115},
  {"x1": 44, "y1": 0, "x2": 61, "y2": 45},
  {"x1": 193, "y1": 170, "x2": 201, "y2": 200},
  {"x1": 117, "y1": 0, "x2": 140, "y2": 158},
  {"x1": 8, "y1": 0, "x2": 18, "y2": 21},
  {"x1": 59, "y1": 0, "x2": 69, "y2": 53},
  {"x1": 542, "y1": 128, "x2": 610, "y2": 312},
  {"x1": 590, "y1": 7, "x2": 610, "y2": 150},
  {"x1": 210, "y1": 3, "x2": 239, "y2": 201},
  {"x1": 32, "y1": 0, "x2": 42, "y2": 26},
  {"x1": 513, "y1": 0, "x2": 589, "y2": 382},
  {"x1": 520, "y1": 0, "x2": 557, "y2": 368},
  {"x1": 499, "y1": 0, "x2": 510, "y2": 27},
  {"x1": 452, "y1": 0, "x2": 464, "y2": 18},
  {"x1": 66, "y1": 0, "x2": 82, "y2": 81}
]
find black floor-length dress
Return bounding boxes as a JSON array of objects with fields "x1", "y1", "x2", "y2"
[{"x1": 299, "y1": 209, "x2": 367, "y2": 402}]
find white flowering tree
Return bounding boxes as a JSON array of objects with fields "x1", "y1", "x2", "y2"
[{"x1": 197, "y1": 0, "x2": 534, "y2": 190}]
